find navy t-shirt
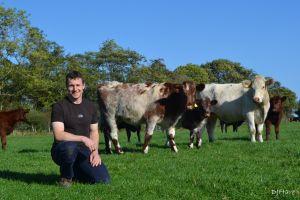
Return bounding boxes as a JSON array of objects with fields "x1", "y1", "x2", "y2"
[{"x1": 51, "y1": 95, "x2": 98, "y2": 143}]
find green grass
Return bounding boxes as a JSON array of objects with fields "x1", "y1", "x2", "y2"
[{"x1": 0, "y1": 122, "x2": 299, "y2": 200}]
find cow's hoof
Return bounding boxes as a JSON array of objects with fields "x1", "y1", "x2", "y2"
[
  {"x1": 171, "y1": 145, "x2": 178, "y2": 153},
  {"x1": 143, "y1": 146, "x2": 149, "y2": 154},
  {"x1": 258, "y1": 136, "x2": 263, "y2": 143},
  {"x1": 165, "y1": 141, "x2": 170, "y2": 147},
  {"x1": 116, "y1": 148, "x2": 124, "y2": 154},
  {"x1": 188, "y1": 143, "x2": 194, "y2": 149},
  {"x1": 196, "y1": 139, "x2": 202, "y2": 148},
  {"x1": 105, "y1": 149, "x2": 113, "y2": 154}
]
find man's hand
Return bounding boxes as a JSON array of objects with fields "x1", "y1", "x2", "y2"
[
  {"x1": 81, "y1": 136, "x2": 96, "y2": 152},
  {"x1": 90, "y1": 150, "x2": 101, "y2": 167}
]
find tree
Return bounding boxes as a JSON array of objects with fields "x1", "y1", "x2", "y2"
[
  {"x1": 174, "y1": 63, "x2": 210, "y2": 83},
  {"x1": 131, "y1": 59, "x2": 173, "y2": 83},
  {"x1": 96, "y1": 40, "x2": 144, "y2": 82},
  {"x1": 201, "y1": 59, "x2": 255, "y2": 83}
]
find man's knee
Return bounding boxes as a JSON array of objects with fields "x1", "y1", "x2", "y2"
[
  {"x1": 93, "y1": 163, "x2": 111, "y2": 184},
  {"x1": 55, "y1": 142, "x2": 78, "y2": 163}
]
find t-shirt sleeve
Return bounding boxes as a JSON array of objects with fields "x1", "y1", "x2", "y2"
[
  {"x1": 91, "y1": 103, "x2": 99, "y2": 124},
  {"x1": 51, "y1": 103, "x2": 64, "y2": 123}
]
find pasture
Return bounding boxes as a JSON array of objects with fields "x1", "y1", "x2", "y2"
[{"x1": 0, "y1": 122, "x2": 299, "y2": 200}]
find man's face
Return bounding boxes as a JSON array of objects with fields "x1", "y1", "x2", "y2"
[{"x1": 67, "y1": 78, "x2": 85, "y2": 100}]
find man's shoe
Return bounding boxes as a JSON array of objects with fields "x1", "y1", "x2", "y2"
[{"x1": 59, "y1": 178, "x2": 72, "y2": 188}]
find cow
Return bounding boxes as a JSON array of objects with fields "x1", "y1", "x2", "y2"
[
  {"x1": 197, "y1": 75, "x2": 273, "y2": 143},
  {"x1": 117, "y1": 121, "x2": 141, "y2": 143},
  {"x1": 265, "y1": 96, "x2": 287, "y2": 140},
  {"x1": 101, "y1": 119, "x2": 141, "y2": 154},
  {"x1": 0, "y1": 108, "x2": 29, "y2": 150},
  {"x1": 180, "y1": 97, "x2": 218, "y2": 148},
  {"x1": 220, "y1": 120, "x2": 244, "y2": 133},
  {"x1": 97, "y1": 81, "x2": 203, "y2": 154}
]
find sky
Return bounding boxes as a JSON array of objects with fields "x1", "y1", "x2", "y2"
[{"x1": 2, "y1": 0, "x2": 300, "y2": 99}]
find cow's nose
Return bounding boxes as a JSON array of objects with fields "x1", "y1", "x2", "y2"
[{"x1": 253, "y1": 97, "x2": 260, "y2": 103}]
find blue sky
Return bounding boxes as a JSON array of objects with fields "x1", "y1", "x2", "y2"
[{"x1": 2, "y1": 0, "x2": 300, "y2": 99}]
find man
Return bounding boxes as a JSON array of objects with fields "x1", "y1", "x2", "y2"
[{"x1": 51, "y1": 70, "x2": 110, "y2": 187}]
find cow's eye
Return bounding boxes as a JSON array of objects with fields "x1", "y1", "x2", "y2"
[{"x1": 262, "y1": 86, "x2": 265, "y2": 89}]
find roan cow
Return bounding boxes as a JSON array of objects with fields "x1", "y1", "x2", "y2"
[{"x1": 98, "y1": 81, "x2": 203, "y2": 154}]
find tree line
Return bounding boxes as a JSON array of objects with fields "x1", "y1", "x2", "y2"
[{"x1": 0, "y1": 6, "x2": 298, "y2": 131}]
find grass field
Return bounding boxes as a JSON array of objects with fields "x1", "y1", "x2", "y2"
[{"x1": 0, "y1": 122, "x2": 299, "y2": 200}]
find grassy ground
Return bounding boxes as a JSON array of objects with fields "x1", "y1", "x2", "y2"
[{"x1": 0, "y1": 122, "x2": 299, "y2": 200}]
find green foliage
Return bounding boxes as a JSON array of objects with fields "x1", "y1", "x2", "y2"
[
  {"x1": 174, "y1": 63, "x2": 210, "y2": 83},
  {"x1": 131, "y1": 59, "x2": 173, "y2": 83},
  {"x1": 1, "y1": 123, "x2": 300, "y2": 199},
  {"x1": 201, "y1": 59, "x2": 255, "y2": 83},
  {"x1": 96, "y1": 39, "x2": 145, "y2": 82}
]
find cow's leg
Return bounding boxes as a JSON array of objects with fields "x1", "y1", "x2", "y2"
[
  {"x1": 142, "y1": 121, "x2": 157, "y2": 154},
  {"x1": 206, "y1": 116, "x2": 217, "y2": 142},
  {"x1": 136, "y1": 126, "x2": 141, "y2": 144},
  {"x1": 107, "y1": 118, "x2": 123, "y2": 154},
  {"x1": 168, "y1": 127, "x2": 178, "y2": 152},
  {"x1": 165, "y1": 130, "x2": 170, "y2": 147},
  {"x1": 256, "y1": 123, "x2": 264, "y2": 142},
  {"x1": 265, "y1": 122, "x2": 271, "y2": 141},
  {"x1": 188, "y1": 129, "x2": 195, "y2": 148},
  {"x1": 126, "y1": 128, "x2": 131, "y2": 143},
  {"x1": 195, "y1": 128, "x2": 203, "y2": 148},
  {"x1": 275, "y1": 124, "x2": 280, "y2": 140},
  {"x1": 103, "y1": 130, "x2": 112, "y2": 154},
  {"x1": 1, "y1": 133, "x2": 7, "y2": 150},
  {"x1": 246, "y1": 114, "x2": 256, "y2": 142}
]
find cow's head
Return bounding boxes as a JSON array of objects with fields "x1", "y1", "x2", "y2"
[
  {"x1": 270, "y1": 96, "x2": 286, "y2": 112},
  {"x1": 182, "y1": 81, "x2": 198, "y2": 109},
  {"x1": 242, "y1": 75, "x2": 273, "y2": 104},
  {"x1": 196, "y1": 97, "x2": 218, "y2": 118}
]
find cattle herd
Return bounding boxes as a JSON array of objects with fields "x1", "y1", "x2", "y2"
[
  {"x1": 0, "y1": 75, "x2": 293, "y2": 153},
  {"x1": 97, "y1": 75, "x2": 290, "y2": 154}
]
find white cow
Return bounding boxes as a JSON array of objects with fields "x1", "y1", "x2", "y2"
[{"x1": 197, "y1": 75, "x2": 273, "y2": 143}]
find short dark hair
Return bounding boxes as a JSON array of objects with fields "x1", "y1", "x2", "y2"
[{"x1": 66, "y1": 70, "x2": 85, "y2": 86}]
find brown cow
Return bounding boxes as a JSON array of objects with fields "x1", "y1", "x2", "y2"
[
  {"x1": 265, "y1": 96, "x2": 287, "y2": 140},
  {"x1": 98, "y1": 81, "x2": 203, "y2": 154},
  {"x1": 0, "y1": 108, "x2": 29, "y2": 150}
]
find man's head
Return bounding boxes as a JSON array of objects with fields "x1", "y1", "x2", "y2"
[{"x1": 66, "y1": 71, "x2": 85, "y2": 102}]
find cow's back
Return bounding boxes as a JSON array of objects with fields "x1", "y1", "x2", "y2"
[
  {"x1": 98, "y1": 82, "x2": 164, "y2": 123},
  {"x1": 197, "y1": 83, "x2": 252, "y2": 123}
]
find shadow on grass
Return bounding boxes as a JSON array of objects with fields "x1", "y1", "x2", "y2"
[
  {"x1": 18, "y1": 149, "x2": 50, "y2": 154},
  {"x1": 218, "y1": 136, "x2": 249, "y2": 141},
  {"x1": 0, "y1": 170, "x2": 58, "y2": 185}
]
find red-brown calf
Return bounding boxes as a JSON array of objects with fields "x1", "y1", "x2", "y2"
[
  {"x1": 0, "y1": 108, "x2": 29, "y2": 150},
  {"x1": 265, "y1": 96, "x2": 287, "y2": 140}
]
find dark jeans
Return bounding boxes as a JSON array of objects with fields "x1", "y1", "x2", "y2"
[{"x1": 51, "y1": 141, "x2": 110, "y2": 184}]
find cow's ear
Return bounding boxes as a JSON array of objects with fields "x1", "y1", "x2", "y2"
[
  {"x1": 242, "y1": 80, "x2": 252, "y2": 88},
  {"x1": 281, "y1": 96, "x2": 287, "y2": 102},
  {"x1": 211, "y1": 99, "x2": 218, "y2": 105},
  {"x1": 265, "y1": 79, "x2": 274, "y2": 86},
  {"x1": 196, "y1": 83, "x2": 205, "y2": 92}
]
